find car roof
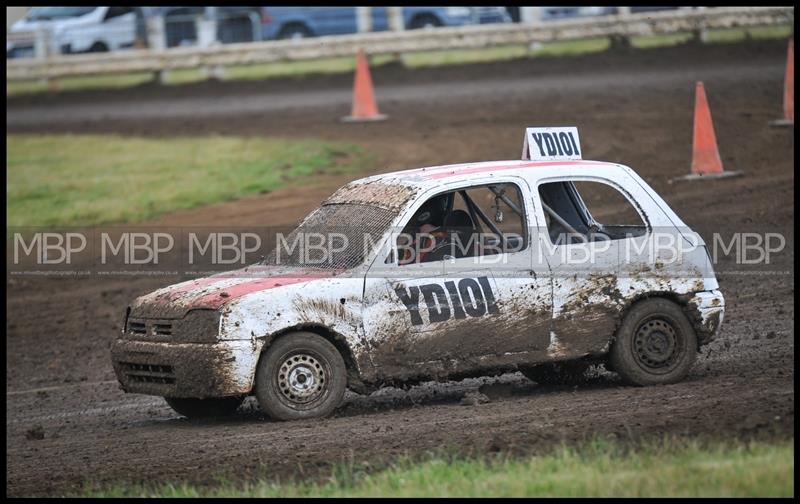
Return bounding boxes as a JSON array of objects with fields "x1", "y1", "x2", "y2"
[{"x1": 350, "y1": 159, "x2": 624, "y2": 190}]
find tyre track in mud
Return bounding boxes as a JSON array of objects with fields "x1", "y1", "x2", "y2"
[
  {"x1": 6, "y1": 39, "x2": 794, "y2": 496},
  {"x1": 6, "y1": 61, "x2": 782, "y2": 127}
]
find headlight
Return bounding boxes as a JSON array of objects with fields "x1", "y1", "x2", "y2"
[
  {"x1": 180, "y1": 309, "x2": 221, "y2": 343},
  {"x1": 446, "y1": 7, "x2": 472, "y2": 17},
  {"x1": 123, "y1": 309, "x2": 221, "y2": 343}
]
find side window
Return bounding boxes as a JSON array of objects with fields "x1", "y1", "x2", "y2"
[
  {"x1": 106, "y1": 7, "x2": 134, "y2": 20},
  {"x1": 538, "y1": 180, "x2": 647, "y2": 245},
  {"x1": 394, "y1": 183, "x2": 527, "y2": 265}
]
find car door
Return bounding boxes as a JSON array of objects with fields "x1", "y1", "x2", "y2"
[
  {"x1": 361, "y1": 225, "x2": 447, "y2": 375},
  {"x1": 362, "y1": 179, "x2": 552, "y2": 378},
  {"x1": 533, "y1": 174, "x2": 652, "y2": 359},
  {"x1": 440, "y1": 178, "x2": 552, "y2": 364},
  {"x1": 314, "y1": 7, "x2": 357, "y2": 36}
]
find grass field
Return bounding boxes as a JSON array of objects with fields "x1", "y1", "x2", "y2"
[
  {"x1": 6, "y1": 134, "x2": 373, "y2": 227},
  {"x1": 6, "y1": 26, "x2": 792, "y2": 97},
  {"x1": 78, "y1": 437, "x2": 794, "y2": 497}
]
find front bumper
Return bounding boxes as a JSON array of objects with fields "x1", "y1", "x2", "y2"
[
  {"x1": 688, "y1": 289, "x2": 725, "y2": 346},
  {"x1": 111, "y1": 338, "x2": 258, "y2": 398}
]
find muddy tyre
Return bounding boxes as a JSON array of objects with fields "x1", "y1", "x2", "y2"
[
  {"x1": 164, "y1": 396, "x2": 243, "y2": 419},
  {"x1": 610, "y1": 298, "x2": 697, "y2": 386},
  {"x1": 520, "y1": 360, "x2": 590, "y2": 386},
  {"x1": 255, "y1": 332, "x2": 347, "y2": 421}
]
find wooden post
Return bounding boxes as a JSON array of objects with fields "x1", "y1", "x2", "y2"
[
  {"x1": 146, "y1": 15, "x2": 169, "y2": 84},
  {"x1": 356, "y1": 7, "x2": 372, "y2": 33},
  {"x1": 610, "y1": 7, "x2": 632, "y2": 49},
  {"x1": 198, "y1": 8, "x2": 224, "y2": 80},
  {"x1": 196, "y1": 11, "x2": 217, "y2": 48},
  {"x1": 388, "y1": 7, "x2": 404, "y2": 63},
  {"x1": 520, "y1": 7, "x2": 543, "y2": 54},
  {"x1": 388, "y1": 7, "x2": 404, "y2": 32},
  {"x1": 34, "y1": 27, "x2": 59, "y2": 91},
  {"x1": 693, "y1": 7, "x2": 709, "y2": 44}
]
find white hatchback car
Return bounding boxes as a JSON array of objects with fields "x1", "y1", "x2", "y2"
[
  {"x1": 112, "y1": 129, "x2": 725, "y2": 421},
  {"x1": 7, "y1": 6, "x2": 138, "y2": 57}
]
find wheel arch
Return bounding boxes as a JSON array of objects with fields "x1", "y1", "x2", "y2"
[
  {"x1": 88, "y1": 40, "x2": 109, "y2": 52},
  {"x1": 258, "y1": 323, "x2": 370, "y2": 394},
  {"x1": 409, "y1": 12, "x2": 442, "y2": 29},
  {"x1": 277, "y1": 21, "x2": 314, "y2": 38},
  {"x1": 614, "y1": 290, "x2": 704, "y2": 350}
]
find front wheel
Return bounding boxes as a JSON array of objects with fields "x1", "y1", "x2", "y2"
[
  {"x1": 164, "y1": 396, "x2": 244, "y2": 419},
  {"x1": 88, "y1": 41, "x2": 109, "y2": 53},
  {"x1": 609, "y1": 298, "x2": 697, "y2": 386},
  {"x1": 255, "y1": 332, "x2": 347, "y2": 421},
  {"x1": 277, "y1": 24, "x2": 313, "y2": 40},
  {"x1": 408, "y1": 14, "x2": 442, "y2": 30}
]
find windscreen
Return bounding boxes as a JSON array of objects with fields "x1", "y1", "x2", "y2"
[
  {"x1": 27, "y1": 7, "x2": 97, "y2": 20},
  {"x1": 265, "y1": 203, "x2": 397, "y2": 270}
]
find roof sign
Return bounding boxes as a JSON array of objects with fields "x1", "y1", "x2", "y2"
[{"x1": 522, "y1": 127, "x2": 582, "y2": 161}]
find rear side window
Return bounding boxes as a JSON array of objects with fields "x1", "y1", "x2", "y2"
[{"x1": 538, "y1": 180, "x2": 647, "y2": 245}]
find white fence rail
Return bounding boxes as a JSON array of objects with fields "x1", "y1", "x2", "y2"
[{"x1": 7, "y1": 6, "x2": 794, "y2": 82}]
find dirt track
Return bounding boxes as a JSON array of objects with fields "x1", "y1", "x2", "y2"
[{"x1": 6, "y1": 40, "x2": 795, "y2": 496}]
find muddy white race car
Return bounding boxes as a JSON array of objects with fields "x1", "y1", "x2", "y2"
[{"x1": 111, "y1": 127, "x2": 725, "y2": 421}]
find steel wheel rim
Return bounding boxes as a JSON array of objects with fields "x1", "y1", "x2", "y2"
[
  {"x1": 632, "y1": 316, "x2": 684, "y2": 374},
  {"x1": 275, "y1": 352, "x2": 328, "y2": 409}
]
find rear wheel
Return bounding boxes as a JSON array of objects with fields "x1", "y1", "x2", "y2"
[
  {"x1": 520, "y1": 360, "x2": 590, "y2": 386},
  {"x1": 409, "y1": 14, "x2": 442, "y2": 30},
  {"x1": 277, "y1": 23, "x2": 313, "y2": 40},
  {"x1": 255, "y1": 332, "x2": 347, "y2": 421},
  {"x1": 609, "y1": 298, "x2": 697, "y2": 386},
  {"x1": 164, "y1": 396, "x2": 244, "y2": 419},
  {"x1": 88, "y1": 41, "x2": 109, "y2": 53}
]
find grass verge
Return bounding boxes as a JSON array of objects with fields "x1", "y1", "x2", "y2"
[
  {"x1": 6, "y1": 25, "x2": 793, "y2": 97},
  {"x1": 6, "y1": 134, "x2": 373, "y2": 227},
  {"x1": 77, "y1": 437, "x2": 794, "y2": 497}
]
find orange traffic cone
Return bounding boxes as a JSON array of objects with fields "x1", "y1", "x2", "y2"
[
  {"x1": 691, "y1": 81, "x2": 724, "y2": 175},
  {"x1": 770, "y1": 38, "x2": 793, "y2": 127},
  {"x1": 673, "y1": 82, "x2": 741, "y2": 182},
  {"x1": 341, "y1": 49, "x2": 387, "y2": 122}
]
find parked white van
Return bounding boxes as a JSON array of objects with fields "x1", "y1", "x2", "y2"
[{"x1": 7, "y1": 7, "x2": 139, "y2": 58}]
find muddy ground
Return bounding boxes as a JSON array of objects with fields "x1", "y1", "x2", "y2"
[{"x1": 6, "y1": 39, "x2": 795, "y2": 496}]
